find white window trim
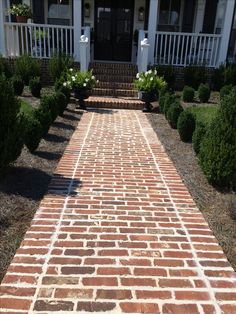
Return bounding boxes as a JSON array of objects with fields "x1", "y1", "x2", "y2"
[
  {"x1": 45, "y1": 0, "x2": 73, "y2": 26},
  {"x1": 157, "y1": 0, "x2": 184, "y2": 30}
]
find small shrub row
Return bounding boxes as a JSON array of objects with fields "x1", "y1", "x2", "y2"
[
  {"x1": 213, "y1": 64, "x2": 236, "y2": 91},
  {"x1": 182, "y1": 84, "x2": 211, "y2": 103}
]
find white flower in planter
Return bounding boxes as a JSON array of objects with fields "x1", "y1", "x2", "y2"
[{"x1": 136, "y1": 73, "x2": 139, "y2": 79}]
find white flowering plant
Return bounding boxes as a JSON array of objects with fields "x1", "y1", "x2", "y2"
[
  {"x1": 63, "y1": 69, "x2": 97, "y2": 91},
  {"x1": 134, "y1": 69, "x2": 167, "y2": 93}
]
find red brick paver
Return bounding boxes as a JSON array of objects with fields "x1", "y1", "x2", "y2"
[{"x1": 1, "y1": 109, "x2": 236, "y2": 313}]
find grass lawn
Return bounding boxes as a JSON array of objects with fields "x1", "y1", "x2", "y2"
[
  {"x1": 20, "y1": 99, "x2": 33, "y2": 115},
  {"x1": 187, "y1": 106, "x2": 219, "y2": 125}
]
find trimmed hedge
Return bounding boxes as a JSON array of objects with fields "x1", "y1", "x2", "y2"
[
  {"x1": 29, "y1": 76, "x2": 41, "y2": 98},
  {"x1": 192, "y1": 121, "x2": 206, "y2": 154},
  {"x1": 177, "y1": 111, "x2": 196, "y2": 142},
  {"x1": 182, "y1": 86, "x2": 195, "y2": 102},
  {"x1": 24, "y1": 114, "x2": 43, "y2": 153},
  {"x1": 166, "y1": 101, "x2": 183, "y2": 129},
  {"x1": 184, "y1": 66, "x2": 206, "y2": 90},
  {"x1": 15, "y1": 54, "x2": 40, "y2": 85},
  {"x1": 56, "y1": 91, "x2": 68, "y2": 116},
  {"x1": 164, "y1": 93, "x2": 176, "y2": 117},
  {"x1": 220, "y1": 84, "x2": 233, "y2": 100},
  {"x1": 11, "y1": 75, "x2": 24, "y2": 96},
  {"x1": 198, "y1": 83, "x2": 211, "y2": 103}
]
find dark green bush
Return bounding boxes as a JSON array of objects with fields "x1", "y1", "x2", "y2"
[
  {"x1": 24, "y1": 113, "x2": 43, "y2": 153},
  {"x1": 49, "y1": 52, "x2": 73, "y2": 81},
  {"x1": 55, "y1": 91, "x2": 67, "y2": 116},
  {"x1": 166, "y1": 101, "x2": 183, "y2": 129},
  {"x1": 182, "y1": 86, "x2": 195, "y2": 102},
  {"x1": 33, "y1": 107, "x2": 52, "y2": 136},
  {"x1": 158, "y1": 90, "x2": 168, "y2": 113},
  {"x1": 198, "y1": 90, "x2": 236, "y2": 189},
  {"x1": 184, "y1": 65, "x2": 206, "y2": 90},
  {"x1": 29, "y1": 76, "x2": 41, "y2": 98},
  {"x1": 224, "y1": 64, "x2": 236, "y2": 86},
  {"x1": 192, "y1": 121, "x2": 206, "y2": 154},
  {"x1": 155, "y1": 65, "x2": 175, "y2": 89},
  {"x1": 177, "y1": 111, "x2": 196, "y2": 142},
  {"x1": 198, "y1": 83, "x2": 211, "y2": 103},
  {"x1": 164, "y1": 93, "x2": 176, "y2": 117},
  {"x1": 15, "y1": 54, "x2": 40, "y2": 85},
  {"x1": 11, "y1": 75, "x2": 24, "y2": 96},
  {"x1": 55, "y1": 76, "x2": 71, "y2": 103},
  {"x1": 220, "y1": 84, "x2": 233, "y2": 100},
  {"x1": 0, "y1": 56, "x2": 12, "y2": 78},
  {"x1": 41, "y1": 94, "x2": 58, "y2": 122},
  {"x1": 212, "y1": 64, "x2": 236, "y2": 91},
  {"x1": 0, "y1": 76, "x2": 24, "y2": 170}
]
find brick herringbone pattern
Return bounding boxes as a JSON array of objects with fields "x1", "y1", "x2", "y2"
[{"x1": 0, "y1": 109, "x2": 236, "y2": 313}]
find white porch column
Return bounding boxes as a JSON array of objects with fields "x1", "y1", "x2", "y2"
[
  {"x1": 0, "y1": 0, "x2": 6, "y2": 56},
  {"x1": 194, "y1": 0, "x2": 206, "y2": 33},
  {"x1": 218, "y1": 0, "x2": 235, "y2": 65},
  {"x1": 147, "y1": 0, "x2": 159, "y2": 64},
  {"x1": 73, "y1": 0, "x2": 82, "y2": 62}
]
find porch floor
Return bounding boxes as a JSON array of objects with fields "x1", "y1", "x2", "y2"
[{"x1": 0, "y1": 109, "x2": 236, "y2": 313}]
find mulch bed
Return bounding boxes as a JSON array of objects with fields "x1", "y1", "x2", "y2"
[
  {"x1": 0, "y1": 95, "x2": 82, "y2": 282},
  {"x1": 147, "y1": 112, "x2": 236, "y2": 271}
]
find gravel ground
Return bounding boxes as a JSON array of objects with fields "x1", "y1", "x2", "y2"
[
  {"x1": 147, "y1": 112, "x2": 236, "y2": 270},
  {"x1": 0, "y1": 92, "x2": 82, "y2": 282}
]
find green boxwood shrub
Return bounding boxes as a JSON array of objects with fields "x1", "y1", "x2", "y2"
[
  {"x1": 177, "y1": 111, "x2": 196, "y2": 142},
  {"x1": 166, "y1": 101, "x2": 183, "y2": 129},
  {"x1": 192, "y1": 121, "x2": 207, "y2": 154},
  {"x1": 55, "y1": 77, "x2": 71, "y2": 103},
  {"x1": 155, "y1": 65, "x2": 176, "y2": 89},
  {"x1": 164, "y1": 93, "x2": 176, "y2": 117},
  {"x1": 212, "y1": 64, "x2": 236, "y2": 91},
  {"x1": 220, "y1": 84, "x2": 233, "y2": 100},
  {"x1": 0, "y1": 56, "x2": 12, "y2": 78},
  {"x1": 198, "y1": 90, "x2": 236, "y2": 188},
  {"x1": 182, "y1": 86, "x2": 195, "y2": 102},
  {"x1": 198, "y1": 83, "x2": 211, "y2": 103},
  {"x1": 184, "y1": 66, "x2": 206, "y2": 90},
  {"x1": 0, "y1": 76, "x2": 24, "y2": 170},
  {"x1": 33, "y1": 107, "x2": 52, "y2": 136},
  {"x1": 49, "y1": 52, "x2": 73, "y2": 81},
  {"x1": 15, "y1": 54, "x2": 40, "y2": 85},
  {"x1": 11, "y1": 75, "x2": 24, "y2": 96},
  {"x1": 41, "y1": 94, "x2": 58, "y2": 122},
  {"x1": 29, "y1": 76, "x2": 41, "y2": 98},
  {"x1": 24, "y1": 113, "x2": 43, "y2": 153},
  {"x1": 55, "y1": 91, "x2": 67, "y2": 116},
  {"x1": 158, "y1": 90, "x2": 168, "y2": 113}
]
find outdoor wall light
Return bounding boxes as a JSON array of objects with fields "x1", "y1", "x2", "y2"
[
  {"x1": 84, "y1": 3, "x2": 90, "y2": 18},
  {"x1": 138, "y1": 7, "x2": 145, "y2": 21}
]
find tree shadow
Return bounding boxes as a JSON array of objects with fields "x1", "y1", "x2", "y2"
[
  {"x1": 33, "y1": 151, "x2": 62, "y2": 160},
  {"x1": 87, "y1": 108, "x2": 117, "y2": 114},
  {"x1": 52, "y1": 121, "x2": 75, "y2": 130},
  {"x1": 62, "y1": 113, "x2": 81, "y2": 121},
  {"x1": 44, "y1": 133, "x2": 67, "y2": 143}
]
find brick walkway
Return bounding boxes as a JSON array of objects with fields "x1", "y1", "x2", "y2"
[{"x1": 1, "y1": 109, "x2": 236, "y2": 314}]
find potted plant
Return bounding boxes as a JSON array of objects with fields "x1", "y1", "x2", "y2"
[
  {"x1": 63, "y1": 68, "x2": 98, "y2": 109},
  {"x1": 134, "y1": 69, "x2": 167, "y2": 112},
  {"x1": 9, "y1": 3, "x2": 32, "y2": 23}
]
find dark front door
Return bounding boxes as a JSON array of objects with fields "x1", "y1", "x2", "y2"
[{"x1": 94, "y1": 0, "x2": 134, "y2": 61}]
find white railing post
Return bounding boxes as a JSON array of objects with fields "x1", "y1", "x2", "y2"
[
  {"x1": 80, "y1": 35, "x2": 88, "y2": 72},
  {"x1": 73, "y1": 0, "x2": 82, "y2": 62},
  {"x1": 84, "y1": 26, "x2": 90, "y2": 65},
  {"x1": 0, "y1": 0, "x2": 6, "y2": 56},
  {"x1": 137, "y1": 30, "x2": 145, "y2": 68},
  {"x1": 217, "y1": 0, "x2": 235, "y2": 66},
  {"x1": 139, "y1": 38, "x2": 150, "y2": 73},
  {"x1": 148, "y1": 0, "x2": 159, "y2": 65}
]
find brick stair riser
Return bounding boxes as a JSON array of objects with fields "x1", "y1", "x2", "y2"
[
  {"x1": 84, "y1": 100, "x2": 144, "y2": 110},
  {"x1": 90, "y1": 62, "x2": 137, "y2": 71},
  {"x1": 97, "y1": 82, "x2": 134, "y2": 90},
  {"x1": 92, "y1": 89, "x2": 137, "y2": 97},
  {"x1": 96, "y1": 75, "x2": 135, "y2": 83},
  {"x1": 92, "y1": 69, "x2": 137, "y2": 77}
]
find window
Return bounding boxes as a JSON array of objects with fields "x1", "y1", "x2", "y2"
[
  {"x1": 159, "y1": 0, "x2": 181, "y2": 27},
  {"x1": 47, "y1": 0, "x2": 71, "y2": 25},
  {"x1": 214, "y1": 0, "x2": 227, "y2": 34}
]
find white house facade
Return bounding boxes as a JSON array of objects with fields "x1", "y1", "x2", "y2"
[{"x1": 0, "y1": 0, "x2": 236, "y2": 69}]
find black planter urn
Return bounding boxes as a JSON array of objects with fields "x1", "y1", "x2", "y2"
[
  {"x1": 73, "y1": 88, "x2": 91, "y2": 110},
  {"x1": 138, "y1": 91, "x2": 158, "y2": 112}
]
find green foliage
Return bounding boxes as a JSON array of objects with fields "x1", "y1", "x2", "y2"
[
  {"x1": 187, "y1": 106, "x2": 218, "y2": 126},
  {"x1": 163, "y1": 93, "x2": 176, "y2": 117},
  {"x1": 220, "y1": 84, "x2": 233, "y2": 100},
  {"x1": 33, "y1": 107, "x2": 52, "y2": 136},
  {"x1": 166, "y1": 101, "x2": 183, "y2": 129},
  {"x1": 184, "y1": 65, "x2": 206, "y2": 90},
  {"x1": 15, "y1": 54, "x2": 40, "y2": 85},
  {"x1": 24, "y1": 113, "x2": 43, "y2": 153},
  {"x1": 55, "y1": 76, "x2": 71, "y2": 103},
  {"x1": 134, "y1": 69, "x2": 167, "y2": 93},
  {"x1": 212, "y1": 64, "x2": 236, "y2": 91},
  {"x1": 155, "y1": 65, "x2": 176, "y2": 89},
  {"x1": 198, "y1": 90, "x2": 236, "y2": 189},
  {"x1": 198, "y1": 83, "x2": 211, "y2": 103},
  {"x1": 49, "y1": 52, "x2": 73, "y2": 81},
  {"x1": 55, "y1": 91, "x2": 67, "y2": 116},
  {"x1": 192, "y1": 121, "x2": 206, "y2": 154},
  {"x1": 9, "y1": 3, "x2": 32, "y2": 17},
  {"x1": 0, "y1": 76, "x2": 24, "y2": 170},
  {"x1": 182, "y1": 86, "x2": 195, "y2": 102},
  {"x1": 11, "y1": 75, "x2": 24, "y2": 96},
  {"x1": 41, "y1": 94, "x2": 58, "y2": 122},
  {"x1": 64, "y1": 69, "x2": 97, "y2": 91},
  {"x1": 29, "y1": 76, "x2": 41, "y2": 98},
  {"x1": 177, "y1": 111, "x2": 196, "y2": 142},
  {"x1": 0, "y1": 56, "x2": 12, "y2": 78},
  {"x1": 158, "y1": 90, "x2": 168, "y2": 113}
]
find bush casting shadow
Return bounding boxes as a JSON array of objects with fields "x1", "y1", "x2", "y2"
[
  {"x1": 44, "y1": 133, "x2": 68, "y2": 143},
  {"x1": 34, "y1": 151, "x2": 62, "y2": 160}
]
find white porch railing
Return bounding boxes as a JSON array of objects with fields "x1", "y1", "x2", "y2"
[
  {"x1": 4, "y1": 22, "x2": 88, "y2": 59},
  {"x1": 154, "y1": 31, "x2": 222, "y2": 68}
]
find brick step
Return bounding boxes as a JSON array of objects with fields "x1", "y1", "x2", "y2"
[
  {"x1": 92, "y1": 68, "x2": 137, "y2": 77},
  {"x1": 90, "y1": 62, "x2": 137, "y2": 71},
  {"x1": 95, "y1": 75, "x2": 135, "y2": 83},
  {"x1": 92, "y1": 88, "x2": 137, "y2": 97},
  {"x1": 84, "y1": 96, "x2": 144, "y2": 110},
  {"x1": 97, "y1": 81, "x2": 134, "y2": 90}
]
